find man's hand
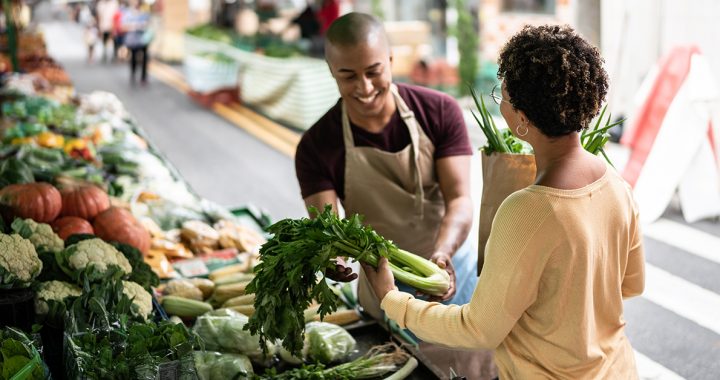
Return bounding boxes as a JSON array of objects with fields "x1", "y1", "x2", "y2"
[
  {"x1": 325, "y1": 257, "x2": 358, "y2": 282},
  {"x1": 361, "y1": 257, "x2": 396, "y2": 301},
  {"x1": 427, "y1": 252, "x2": 456, "y2": 302}
]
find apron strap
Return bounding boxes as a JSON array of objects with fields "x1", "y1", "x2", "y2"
[
  {"x1": 390, "y1": 84, "x2": 425, "y2": 219},
  {"x1": 341, "y1": 100, "x2": 355, "y2": 148},
  {"x1": 340, "y1": 85, "x2": 426, "y2": 219}
]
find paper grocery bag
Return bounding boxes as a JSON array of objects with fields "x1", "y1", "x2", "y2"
[{"x1": 478, "y1": 153, "x2": 536, "y2": 275}]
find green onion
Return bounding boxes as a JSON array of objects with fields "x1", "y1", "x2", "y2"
[
  {"x1": 470, "y1": 86, "x2": 531, "y2": 155},
  {"x1": 258, "y1": 343, "x2": 413, "y2": 379},
  {"x1": 582, "y1": 105, "x2": 624, "y2": 165}
]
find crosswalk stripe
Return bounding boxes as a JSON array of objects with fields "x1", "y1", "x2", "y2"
[
  {"x1": 634, "y1": 350, "x2": 685, "y2": 380},
  {"x1": 644, "y1": 218, "x2": 720, "y2": 265},
  {"x1": 643, "y1": 264, "x2": 720, "y2": 335}
]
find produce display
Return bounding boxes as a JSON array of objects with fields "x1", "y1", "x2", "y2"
[
  {"x1": 185, "y1": 24, "x2": 303, "y2": 58},
  {"x1": 0, "y1": 69, "x2": 425, "y2": 379}
]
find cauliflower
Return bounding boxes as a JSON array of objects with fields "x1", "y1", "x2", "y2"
[
  {"x1": 122, "y1": 280, "x2": 153, "y2": 319},
  {"x1": 13, "y1": 218, "x2": 64, "y2": 252},
  {"x1": 0, "y1": 233, "x2": 43, "y2": 288},
  {"x1": 35, "y1": 280, "x2": 82, "y2": 315},
  {"x1": 58, "y1": 238, "x2": 132, "y2": 281}
]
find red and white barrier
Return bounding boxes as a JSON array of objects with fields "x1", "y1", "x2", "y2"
[{"x1": 621, "y1": 45, "x2": 720, "y2": 224}]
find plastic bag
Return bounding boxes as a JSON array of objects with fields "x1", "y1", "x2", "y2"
[
  {"x1": 192, "y1": 311, "x2": 275, "y2": 363},
  {"x1": 0, "y1": 327, "x2": 48, "y2": 380},
  {"x1": 193, "y1": 351, "x2": 253, "y2": 380},
  {"x1": 279, "y1": 322, "x2": 356, "y2": 364}
]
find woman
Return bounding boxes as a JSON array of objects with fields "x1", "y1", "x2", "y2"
[
  {"x1": 122, "y1": 0, "x2": 151, "y2": 84},
  {"x1": 364, "y1": 25, "x2": 646, "y2": 379}
]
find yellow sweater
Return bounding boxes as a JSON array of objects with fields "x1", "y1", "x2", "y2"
[{"x1": 381, "y1": 168, "x2": 645, "y2": 379}]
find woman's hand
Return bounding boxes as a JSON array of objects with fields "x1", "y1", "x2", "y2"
[
  {"x1": 427, "y1": 252, "x2": 456, "y2": 302},
  {"x1": 362, "y1": 257, "x2": 396, "y2": 301}
]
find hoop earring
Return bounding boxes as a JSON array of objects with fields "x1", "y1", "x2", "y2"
[{"x1": 515, "y1": 123, "x2": 529, "y2": 137}]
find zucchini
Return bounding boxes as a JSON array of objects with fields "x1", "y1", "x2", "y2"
[{"x1": 162, "y1": 295, "x2": 213, "y2": 318}]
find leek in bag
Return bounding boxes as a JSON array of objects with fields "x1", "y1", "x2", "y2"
[{"x1": 193, "y1": 351, "x2": 253, "y2": 380}]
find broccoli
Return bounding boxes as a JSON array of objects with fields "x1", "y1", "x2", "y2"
[
  {"x1": 122, "y1": 280, "x2": 153, "y2": 320},
  {"x1": 11, "y1": 218, "x2": 64, "y2": 253},
  {"x1": 0, "y1": 233, "x2": 43, "y2": 288},
  {"x1": 34, "y1": 280, "x2": 82, "y2": 315},
  {"x1": 56, "y1": 238, "x2": 132, "y2": 282}
]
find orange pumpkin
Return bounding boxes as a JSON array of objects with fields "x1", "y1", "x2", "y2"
[
  {"x1": 93, "y1": 207, "x2": 151, "y2": 253},
  {"x1": 51, "y1": 216, "x2": 94, "y2": 240},
  {"x1": 59, "y1": 183, "x2": 110, "y2": 221},
  {"x1": 0, "y1": 182, "x2": 62, "y2": 222}
]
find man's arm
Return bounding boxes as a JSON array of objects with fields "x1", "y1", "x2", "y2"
[
  {"x1": 303, "y1": 189, "x2": 339, "y2": 216},
  {"x1": 303, "y1": 190, "x2": 357, "y2": 282},
  {"x1": 429, "y1": 155, "x2": 473, "y2": 301}
]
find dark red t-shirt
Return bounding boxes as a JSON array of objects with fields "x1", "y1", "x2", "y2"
[{"x1": 295, "y1": 83, "x2": 472, "y2": 199}]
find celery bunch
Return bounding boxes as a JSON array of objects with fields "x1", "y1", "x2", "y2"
[{"x1": 244, "y1": 206, "x2": 449, "y2": 357}]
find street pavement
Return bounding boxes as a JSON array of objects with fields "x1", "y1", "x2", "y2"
[{"x1": 36, "y1": 9, "x2": 720, "y2": 380}]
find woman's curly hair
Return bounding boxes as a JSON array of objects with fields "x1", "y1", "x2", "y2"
[{"x1": 498, "y1": 24, "x2": 608, "y2": 137}]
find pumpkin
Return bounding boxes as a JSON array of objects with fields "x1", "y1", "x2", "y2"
[
  {"x1": 51, "y1": 216, "x2": 94, "y2": 240},
  {"x1": 0, "y1": 182, "x2": 62, "y2": 222},
  {"x1": 93, "y1": 207, "x2": 151, "y2": 254},
  {"x1": 59, "y1": 182, "x2": 110, "y2": 221}
]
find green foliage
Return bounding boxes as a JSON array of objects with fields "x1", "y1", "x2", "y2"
[
  {"x1": 112, "y1": 242, "x2": 160, "y2": 291},
  {"x1": 581, "y1": 105, "x2": 623, "y2": 165},
  {"x1": 371, "y1": 0, "x2": 385, "y2": 20},
  {"x1": 455, "y1": 0, "x2": 479, "y2": 96}
]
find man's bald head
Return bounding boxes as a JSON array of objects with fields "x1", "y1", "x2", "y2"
[{"x1": 325, "y1": 12, "x2": 389, "y2": 56}]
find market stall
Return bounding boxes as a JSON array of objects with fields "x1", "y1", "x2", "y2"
[
  {"x1": 0, "y1": 21, "x2": 448, "y2": 378},
  {"x1": 183, "y1": 26, "x2": 339, "y2": 130}
]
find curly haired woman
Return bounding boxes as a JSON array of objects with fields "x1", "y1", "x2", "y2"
[{"x1": 363, "y1": 25, "x2": 646, "y2": 379}]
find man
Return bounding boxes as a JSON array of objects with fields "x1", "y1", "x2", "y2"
[{"x1": 295, "y1": 12, "x2": 478, "y2": 320}]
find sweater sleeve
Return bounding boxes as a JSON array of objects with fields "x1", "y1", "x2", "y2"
[
  {"x1": 622, "y1": 205, "x2": 645, "y2": 298},
  {"x1": 381, "y1": 190, "x2": 553, "y2": 349}
]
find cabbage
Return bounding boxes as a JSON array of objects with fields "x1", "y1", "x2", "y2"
[{"x1": 193, "y1": 351, "x2": 253, "y2": 380}]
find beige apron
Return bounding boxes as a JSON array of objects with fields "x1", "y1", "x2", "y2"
[{"x1": 342, "y1": 84, "x2": 445, "y2": 320}]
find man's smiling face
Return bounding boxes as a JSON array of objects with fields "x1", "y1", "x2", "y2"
[{"x1": 325, "y1": 34, "x2": 394, "y2": 121}]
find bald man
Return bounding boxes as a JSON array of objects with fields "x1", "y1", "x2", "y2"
[{"x1": 295, "y1": 12, "x2": 478, "y2": 319}]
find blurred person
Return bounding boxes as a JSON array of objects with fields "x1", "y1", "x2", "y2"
[
  {"x1": 112, "y1": 0, "x2": 129, "y2": 61},
  {"x1": 316, "y1": 0, "x2": 338, "y2": 35},
  {"x1": 77, "y1": 3, "x2": 93, "y2": 26},
  {"x1": 84, "y1": 18, "x2": 99, "y2": 63},
  {"x1": 122, "y1": 0, "x2": 151, "y2": 84},
  {"x1": 363, "y1": 25, "x2": 646, "y2": 379},
  {"x1": 294, "y1": 13, "x2": 479, "y2": 321},
  {"x1": 96, "y1": 0, "x2": 118, "y2": 62}
]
